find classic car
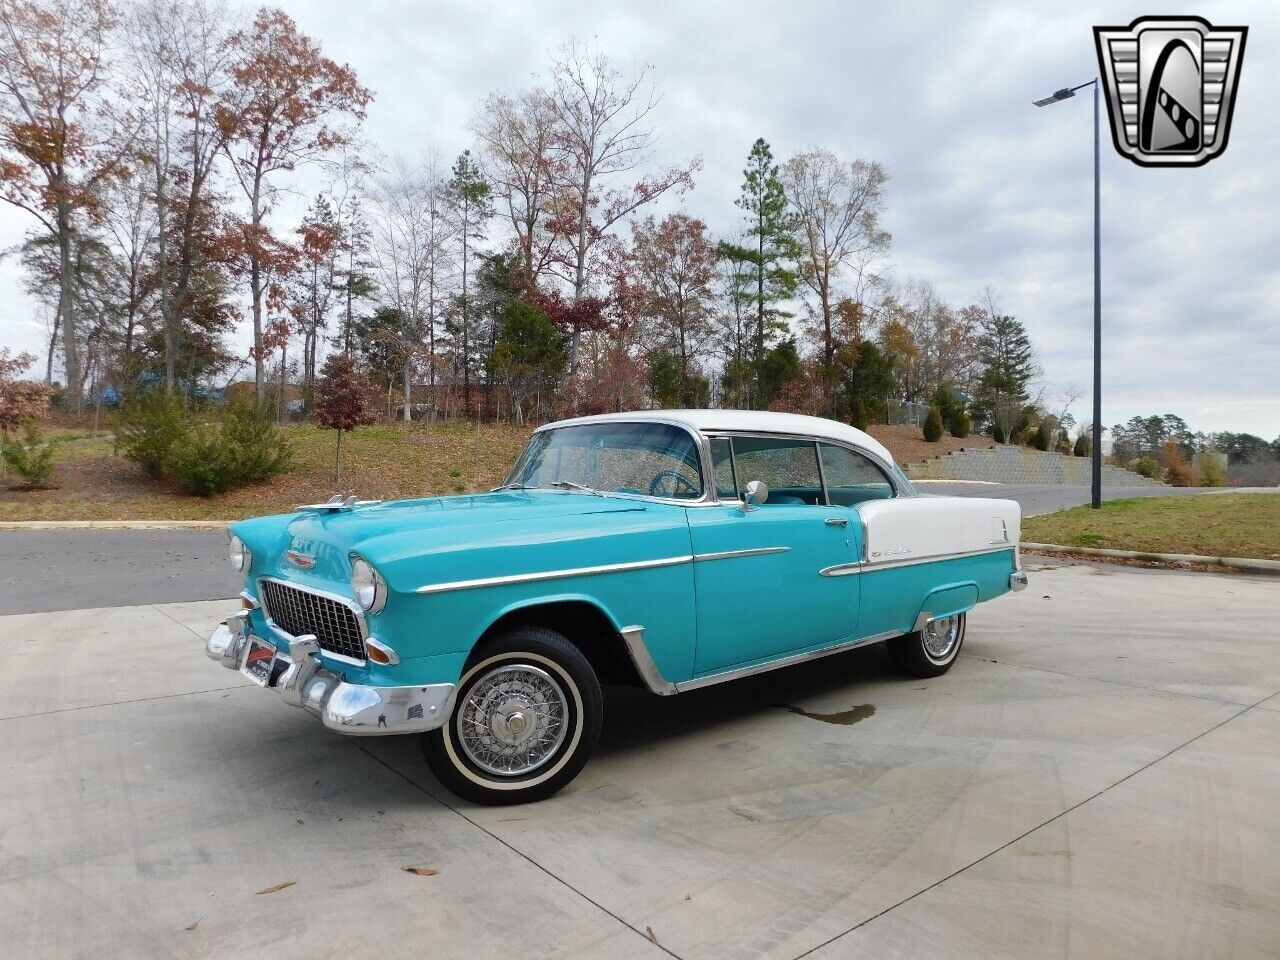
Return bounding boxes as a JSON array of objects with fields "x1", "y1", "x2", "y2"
[{"x1": 207, "y1": 410, "x2": 1027, "y2": 804}]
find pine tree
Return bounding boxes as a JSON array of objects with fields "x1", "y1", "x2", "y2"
[
  {"x1": 445, "y1": 151, "x2": 493, "y2": 406},
  {"x1": 971, "y1": 313, "x2": 1036, "y2": 440},
  {"x1": 923, "y1": 405, "x2": 944, "y2": 442},
  {"x1": 718, "y1": 139, "x2": 800, "y2": 406}
]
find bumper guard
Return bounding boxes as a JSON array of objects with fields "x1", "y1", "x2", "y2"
[{"x1": 206, "y1": 614, "x2": 455, "y2": 736}]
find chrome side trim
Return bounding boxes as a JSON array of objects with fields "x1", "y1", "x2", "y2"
[
  {"x1": 415, "y1": 555, "x2": 694, "y2": 595},
  {"x1": 620, "y1": 625, "x2": 678, "y2": 696},
  {"x1": 693, "y1": 546, "x2": 790, "y2": 562},
  {"x1": 676, "y1": 631, "x2": 901, "y2": 692},
  {"x1": 618, "y1": 622, "x2": 901, "y2": 696},
  {"x1": 861, "y1": 545, "x2": 1014, "y2": 573},
  {"x1": 819, "y1": 562, "x2": 862, "y2": 577}
]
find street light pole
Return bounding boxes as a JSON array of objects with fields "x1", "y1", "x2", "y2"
[{"x1": 1035, "y1": 79, "x2": 1103, "y2": 509}]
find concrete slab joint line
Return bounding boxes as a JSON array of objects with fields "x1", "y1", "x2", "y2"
[
  {"x1": 791, "y1": 692, "x2": 1273, "y2": 960},
  {"x1": 1022, "y1": 541, "x2": 1280, "y2": 575}
]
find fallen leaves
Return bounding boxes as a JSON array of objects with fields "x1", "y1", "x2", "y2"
[
  {"x1": 255, "y1": 880, "x2": 297, "y2": 895},
  {"x1": 402, "y1": 867, "x2": 438, "y2": 877},
  {"x1": 184, "y1": 918, "x2": 200, "y2": 931},
  {"x1": 645, "y1": 926, "x2": 658, "y2": 945}
]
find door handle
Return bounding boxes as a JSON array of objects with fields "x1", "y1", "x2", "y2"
[{"x1": 825, "y1": 517, "x2": 849, "y2": 527}]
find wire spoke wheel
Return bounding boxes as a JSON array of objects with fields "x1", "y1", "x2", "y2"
[
  {"x1": 921, "y1": 615, "x2": 961, "y2": 661},
  {"x1": 456, "y1": 664, "x2": 569, "y2": 777}
]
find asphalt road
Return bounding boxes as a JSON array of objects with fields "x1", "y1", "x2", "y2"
[
  {"x1": 2, "y1": 562, "x2": 1276, "y2": 959},
  {"x1": 1, "y1": 484, "x2": 1274, "y2": 615}
]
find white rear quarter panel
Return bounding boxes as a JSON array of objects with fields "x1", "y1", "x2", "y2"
[{"x1": 856, "y1": 496, "x2": 1021, "y2": 565}]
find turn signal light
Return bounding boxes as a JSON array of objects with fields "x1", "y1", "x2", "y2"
[{"x1": 365, "y1": 640, "x2": 398, "y2": 666}]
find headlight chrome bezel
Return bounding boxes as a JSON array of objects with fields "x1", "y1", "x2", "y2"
[
  {"x1": 349, "y1": 554, "x2": 387, "y2": 614},
  {"x1": 229, "y1": 534, "x2": 251, "y2": 574}
]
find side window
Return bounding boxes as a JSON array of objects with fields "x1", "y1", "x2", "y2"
[
  {"x1": 709, "y1": 437, "x2": 737, "y2": 499},
  {"x1": 731, "y1": 436, "x2": 824, "y2": 506},
  {"x1": 819, "y1": 443, "x2": 895, "y2": 505}
]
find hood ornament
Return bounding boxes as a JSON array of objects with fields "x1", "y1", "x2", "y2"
[{"x1": 296, "y1": 494, "x2": 383, "y2": 513}]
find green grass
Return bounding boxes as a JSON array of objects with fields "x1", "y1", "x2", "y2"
[{"x1": 1023, "y1": 494, "x2": 1280, "y2": 560}]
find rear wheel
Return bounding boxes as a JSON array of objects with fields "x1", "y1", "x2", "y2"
[
  {"x1": 422, "y1": 627, "x2": 602, "y2": 805},
  {"x1": 886, "y1": 612, "x2": 966, "y2": 678}
]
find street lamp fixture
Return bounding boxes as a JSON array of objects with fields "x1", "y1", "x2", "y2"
[{"x1": 1035, "y1": 78, "x2": 1103, "y2": 509}]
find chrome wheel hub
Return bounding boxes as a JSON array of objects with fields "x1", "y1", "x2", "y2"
[
  {"x1": 922, "y1": 615, "x2": 961, "y2": 661},
  {"x1": 457, "y1": 664, "x2": 569, "y2": 777}
]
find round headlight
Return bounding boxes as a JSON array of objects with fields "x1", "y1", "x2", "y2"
[
  {"x1": 350, "y1": 556, "x2": 385, "y2": 612},
  {"x1": 229, "y1": 534, "x2": 250, "y2": 573}
]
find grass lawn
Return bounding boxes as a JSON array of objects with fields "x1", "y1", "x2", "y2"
[
  {"x1": 0, "y1": 422, "x2": 532, "y2": 522},
  {"x1": 1022, "y1": 494, "x2": 1280, "y2": 560}
]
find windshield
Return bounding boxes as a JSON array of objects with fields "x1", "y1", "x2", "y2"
[{"x1": 505, "y1": 422, "x2": 705, "y2": 500}]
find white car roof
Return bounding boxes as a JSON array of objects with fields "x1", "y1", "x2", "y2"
[{"x1": 540, "y1": 409, "x2": 898, "y2": 467}]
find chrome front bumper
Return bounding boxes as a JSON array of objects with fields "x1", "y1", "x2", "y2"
[
  {"x1": 206, "y1": 615, "x2": 455, "y2": 736},
  {"x1": 1009, "y1": 570, "x2": 1029, "y2": 591}
]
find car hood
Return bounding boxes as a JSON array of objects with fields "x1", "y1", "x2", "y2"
[{"x1": 241, "y1": 491, "x2": 661, "y2": 588}]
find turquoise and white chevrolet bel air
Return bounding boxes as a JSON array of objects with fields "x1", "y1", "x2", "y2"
[{"x1": 207, "y1": 410, "x2": 1027, "y2": 803}]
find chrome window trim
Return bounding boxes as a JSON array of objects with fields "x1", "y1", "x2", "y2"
[
  {"x1": 699, "y1": 430, "x2": 913, "y2": 504},
  {"x1": 257, "y1": 575, "x2": 370, "y2": 666},
  {"x1": 620, "y1": 623, "x2": 902, "y2": 696}
]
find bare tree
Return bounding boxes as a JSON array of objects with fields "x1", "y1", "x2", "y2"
[
  {"x1": 542, "y1": 39, "x2": 698, "y2": 370},
  {"x1": 124, "y1": 0, "x2": 232, "y2": 389},
  {"x1": 473, "y1": 89, "x2": 558, "y2": 286},
  {"x1": 782, "y1": 148, "x2": 890, "y2": 381},
  {"x1": 369, "y1": 151, "x2": 454, "y2": 423}
]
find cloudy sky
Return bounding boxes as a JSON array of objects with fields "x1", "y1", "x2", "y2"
[{"x1": 1, "y1": 0, "x2": 1276, "y2": 437}]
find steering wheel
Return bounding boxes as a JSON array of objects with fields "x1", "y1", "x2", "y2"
[{"x1": 649, "y1": 470, "x2": 699, "y2": 499}]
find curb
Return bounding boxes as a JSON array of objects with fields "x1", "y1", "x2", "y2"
[
  {"x1": 0, "y1": 520, "x2": 231, "y2": 530},
  {"x1": 1021, "y1": 541, "x2": 1280, "y2": 576}
]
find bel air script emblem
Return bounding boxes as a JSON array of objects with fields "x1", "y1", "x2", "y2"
[
  {"x1": 286, "y1": 549, "x2": 316, "y2": 569},
  {"x1": 1094, "y1": 16, "x2": 1247, "y2": 167}
]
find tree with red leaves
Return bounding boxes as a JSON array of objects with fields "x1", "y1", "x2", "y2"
[
  {"x1": 218, "y1": 8, "x2": 371, "y2": 402},
  {"x1": 313, "y1": 351, "x2": 372, "y2": 484}
]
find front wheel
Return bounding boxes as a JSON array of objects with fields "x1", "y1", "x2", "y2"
[
  {"x1": 886, "y1": 612, "x2": 966, "y2": 678},
  {"x1": 422, "y1": 627, "x2": 602, "y2": 805}
]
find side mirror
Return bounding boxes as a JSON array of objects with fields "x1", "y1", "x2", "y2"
[{"x1": 741, "y1": 479, "x2": 769, "y2": 511}]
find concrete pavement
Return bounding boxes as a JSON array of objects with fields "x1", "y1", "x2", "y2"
[{"x1": 1, "y1": 560, "x2": 1276, "y2": 958}]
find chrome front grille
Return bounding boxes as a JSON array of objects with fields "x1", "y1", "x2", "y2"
[{"x1": 259, "y1": 579, "x2": 367, "y2": 662}]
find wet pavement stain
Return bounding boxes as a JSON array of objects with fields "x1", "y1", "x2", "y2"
[{"x1": 777, "y1": 703, "x2": 876, "y2": 725}]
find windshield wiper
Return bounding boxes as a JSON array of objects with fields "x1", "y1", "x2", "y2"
[
  {"x1": 491, "y1": 482, "x2": 533, "y2": 492},
  {"x1": 549, "y1": 480, "x2": 603, "y2": 496}
]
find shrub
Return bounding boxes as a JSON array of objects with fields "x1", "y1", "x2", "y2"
[
  {"x1": 116, "y1": 392, "x2": 190, "y2": 479},
  {"x1": 849, "y1": 397, "x2": 869, "y2": 431},
  {"x1": 1132, "y1": 455, "x2": 1161, "y2": 479},
  {"x1": 1, "y1": 421, "x2": 55, "y2": 489},
  {"x1": 922, "y1": 405, "x2": 944, "y2": 442},
  {"x1": 1073, "y1": 433, "x2": 1090, "y2": 458},
  {"x1": 992, "y1": 423, "x2": 1007, "y2": 443},
  {"x1": 1195, "y1": 451, "x2": 1226, "y2": 487},
  {"x1": 1054, "y1": 432, "x2": 1072, "y2": 455},
  {"x1": 1031, "y1": 421, "x2": 1052, "y2": 451},
  {"x1": 165, "y1": 403, "x2": 293, "y2": 497},
  {"x1": 948, "y1": 410, "x2": 971, "y2": 438},
  {"x1": 1162, "y1": 439, "x2": 1196, "y2": 487}
]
